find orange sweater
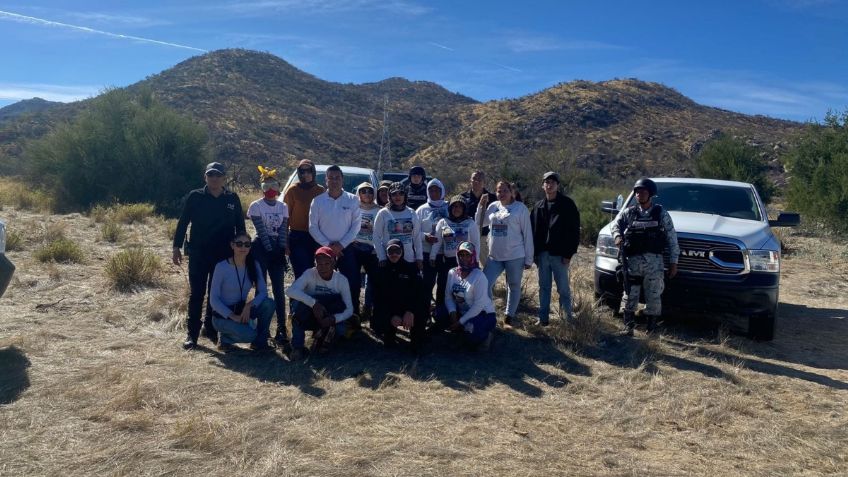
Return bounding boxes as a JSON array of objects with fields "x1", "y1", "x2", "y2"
[{"x1": 284, "y1": 183, "x2": 325, "y2": 232}]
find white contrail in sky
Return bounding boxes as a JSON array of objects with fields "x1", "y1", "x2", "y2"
[
  {"x1": 0, "y1": 9, "x2": 207, "y2": 52},
  {"x1": 428, "y1": 41, "x2": 455, "y2": 52}
]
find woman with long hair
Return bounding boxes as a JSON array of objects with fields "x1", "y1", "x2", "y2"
[
  {"x1": 209, "y1": 232, "x2": 276, "y2": 352},
  {"x1": 475, "y1": 180, "x2": 534, "y2": 328}
]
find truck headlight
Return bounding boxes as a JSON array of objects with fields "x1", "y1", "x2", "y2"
[
  {"x1": 748, "y1": 249, "x2": 780, "y2": 272},
  {"x1": 596, "y1": 234, "x2": 618, "y2": 258}
]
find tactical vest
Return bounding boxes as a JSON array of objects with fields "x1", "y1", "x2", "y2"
[{"x1": 623, "y1": 205, "x2": 666, "y2": 255}]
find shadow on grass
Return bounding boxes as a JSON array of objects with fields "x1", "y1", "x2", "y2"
[
  {"x1": 0, "y1": 346, "x2": 31, "y2": 404},
  {"x1": 211, "y1": 326, "x2": 592, "y2": 399}
]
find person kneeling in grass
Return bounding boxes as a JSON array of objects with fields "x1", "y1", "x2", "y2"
[
  {"x1": 286, "y1": 246, "x2": 354, "y2": 360},
  {"x1": 435, "y1": 242, "x2": 496, "y2": 350},
  {"x1": 209, "y1": 232, "x2": 276, "y2": 352},
  {"x1": 372, "y1": 239, "x2": 429, "y2": 354}
]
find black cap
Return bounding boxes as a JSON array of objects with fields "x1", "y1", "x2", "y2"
[
  {"x1": 542, "y1": 171, "x2": 560, "y2": 183},
  {"x1": 205, "y1": 162, "x2": 226, "y2": 176}
]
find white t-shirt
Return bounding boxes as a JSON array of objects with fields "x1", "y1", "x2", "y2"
[
  {"x1": 356, "y1": 205, "x2": 379, "y2": 248},
  {"x1": 476, "y1": 201, "x2": 534, "y2": 265},
  {"x1": 247, "y1": 199, "x2": 289, "y2": 237},
  {"x1": 444, "y1": 268, "x2": 495, "y2": 324},
  {"x1": 432, "y1": 218, "x2": 481, "y2": 259},
  {"x1": 373, "y1": 207, "x2": 423, "y2": 262},
  {"x1": 285, "y1": 268, "x2": 354, "y2": 323}
]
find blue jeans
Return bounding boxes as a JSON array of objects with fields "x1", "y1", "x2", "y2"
[
  {"x1": 483, "y1": 257, "x2": 525, "y2": 317},
  {"x1": 288, "y1": 230, "x2": 319, "y2": 279},
  {"x1": 212, "y1": 298, "x2": 275, "y2": 346},
  {"x1": 290, "y1": 294, "x2": 349, "y2": 350},
  {"x1": 535, "y1": 252, "x2": 573, "y2": 323},
  {"x1": 434, "y1": 306, "x2": 496, "y2": 345}
]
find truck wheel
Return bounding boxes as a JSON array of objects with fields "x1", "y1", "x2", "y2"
[{"x1": 748, "y1": 311, "x2": 776, "y2": 341}]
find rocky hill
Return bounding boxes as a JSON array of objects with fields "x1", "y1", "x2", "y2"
[
  {"x1": 409, "y1": 79, "x2": 800, "y2": 186},
  {"x1": 0, "y1": 98, "x2": 62, "y2": 124},
  {"x1": 0, "y1": 49, "x2": 802, "y2": 184}
]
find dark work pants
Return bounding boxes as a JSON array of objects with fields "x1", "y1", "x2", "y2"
[
  {"x1": 289, "y1": 230, "x2": 319, "y2": 279},
  {"x1": 350, "y1": 244, "x2": 378, "y2": 315},
  {"x1": 422, "y1": 252, "x2": 440, "y2": 307},
  {"x1": 372, "y1": 305, "x2": 427, "y2": 346},
  {"x1": 436, "y1": 256, "x2": 457, "y2": 310},
  {"x1": 335, "y1": 244, "x2": 359, "y2": 314},
  {"x1": 187, "y1": 251, "x2": 218, "y2": 341},
  {"x1": 253, "y1": 239, "x2": 288, "y2": 334}
]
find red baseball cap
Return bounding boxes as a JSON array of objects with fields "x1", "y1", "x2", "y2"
[{"x1": 315, "y1": 246, "x2": 336, "y2": 259}]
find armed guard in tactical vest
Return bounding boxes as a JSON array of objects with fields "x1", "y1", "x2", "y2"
[{"x1": 611, "y1": 178, "x2": 680, "y2": 336}]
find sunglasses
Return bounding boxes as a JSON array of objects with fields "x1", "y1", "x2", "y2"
[
  {"x1": 359, "y1": 189, "x2": 375, "y2": 194},
  {"x1": 297, "y1": 169, "x2": 313, "y2": 175},
  {"x1": 232, "y1": 241, "x2": 252, "y2": 248},
  {"x1": 205, "y1": 172, "x2": 224, "y2": 177},
  {"x1": 387, "y1": 248, "x2": 403, "y2": 255}
]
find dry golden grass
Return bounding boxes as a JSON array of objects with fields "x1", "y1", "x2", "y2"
[
  {"x1": 1, "y1": 207, "x2": 846, "y2": 476},
  {"x1": 105, "y1": 247, "x2": 164, "y2": 292},
  {"x1": 0, "y1": 177, "x2": 55, "y2": 212}
]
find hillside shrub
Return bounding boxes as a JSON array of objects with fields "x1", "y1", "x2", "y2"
[
  {"x1": 4, "y1": 228, "x2": 24, "y2": 251},
  {"x1": 26, "y1": 88, "x2": 210, "y2": 215},
  {"x1": 101, "y1": 221, "x2": 123, "y2": 243},
  {"x1": 111, "y1": 203, "x2": 156, "y2": 224},
  {"x1": 34, "y1": 238, "x2": 84, "y2": 263},
  {"x1": 0, "y1": 177, "x2": 54, "y2": 211},
  {"x1": 106, "y1": 247, "x2": 163, "y2": 291},
  {"x1": 785, "y1": 110, "x2": 848, "y2": 233},
  {"x1": 695, "y1": 134, "x2": 775, "y2": 203},
  {"x1": 570, "y1": 185, "x2": 623, "y2": 245}
]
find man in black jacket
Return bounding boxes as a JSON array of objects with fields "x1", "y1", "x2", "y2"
[
  {"x1": 371, "y1": 239, "x2": 429, "y2": 353},
  {"x1": 172, "y1": 162, "x2": 246, "y2": 349},
  {"x1": 530, "y1": 171, "x2": 580, "y2": 326}
]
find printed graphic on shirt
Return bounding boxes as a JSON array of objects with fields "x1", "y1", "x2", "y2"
[
  {"x1": 357, "y1": 215, "x2": 374, "y2": 242},
  {"x1": 443, "y1": 225, "x2": 469, "y2": 251},
  {"x1": 423, "y1": 208, "x2": 447, "y2": 232},
  {"x1": 492, "y1": 222, "x2": 508, "y2": 237},
  {"x1": 388, "y1": 218, "x2": 414, "y2": 243},
  {"x1": 262, "y1": 211, "x2": 286, "y2": 236},
  {"x1": 313, "y1": 284, "x2": 336, "y2": 296},
  {"x1": 451, "y1": 282, "x2": 470, "y2": 315}
]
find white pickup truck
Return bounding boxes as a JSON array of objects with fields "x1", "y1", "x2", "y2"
[{"x1": 594, "y1": 178, "x2": 800, "y2": 340}]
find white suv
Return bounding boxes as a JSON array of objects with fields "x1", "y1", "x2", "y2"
[{"x1": 283, "y1": 165, "x2": 379, "y2": 194}]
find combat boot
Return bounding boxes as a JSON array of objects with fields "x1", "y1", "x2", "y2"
[
  {"x1": 646, "y1": 315, "x2": 659, "y2": 334},
  {"x1": 620, "y1": 311, "x2": 636, "y2": 336}
]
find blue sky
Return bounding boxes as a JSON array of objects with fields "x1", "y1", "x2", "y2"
[{"x1": 1, "y1": 0, "x2": 846, "y2": 121}]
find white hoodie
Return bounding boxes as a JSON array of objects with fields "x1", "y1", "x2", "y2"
[
  {"x1": 432, "y1": 217, "x2": 480, "y2": 259},
  {"x1": 373, "y1": 206, "x2": 423, "y2": 262},
  {"x1": 415, "y1": 178, "x2": 448, "y2": 255},
  {"x1": 476, "y1": 200, "x2": 534, "y2": 265}
]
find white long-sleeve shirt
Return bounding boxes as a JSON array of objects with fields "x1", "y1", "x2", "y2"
[
  {"x1": 431, "y1": 217, "x2": 481, "y2": 259},
  {"x1": 416, "y1": 202, "x2": 449, "y2": 255},
  {"x1": 476, "y1": 200, "x2": 534, "y2": 265},
  {"x1": 308, "y1": 190, "x2": 361, "y2": 248},
  {"x1": 373, "y1": 206, "x2": 423, "y2": 262},
  {"x1": 285, "y1": 268, "x2": 354, "y2": 323},
  {"x1": 444, "y1": 268, "x2": 495, "y2": 324}
]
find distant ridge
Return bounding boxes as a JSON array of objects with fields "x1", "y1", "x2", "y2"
[{"x1": 0, "y1": 49, "x2": 801, "y2": 183}]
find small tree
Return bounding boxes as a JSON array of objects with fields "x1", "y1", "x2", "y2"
[
  {"x1": 695, "y1": 134, "x2": 775, "y2": 203},
  {"x1": 26, "y1": 88, "x2": 210, "y2": 215},
  {"x1": 785, "y1": 110, "x2": 848, "y2": 233}
]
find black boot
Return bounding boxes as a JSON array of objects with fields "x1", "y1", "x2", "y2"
[
  {"x1": 646, "y1": 315, "x2": 659, "y2": 334},
  {"x1": 620, "y1": 311, "x2": 635, "y2": 336}
]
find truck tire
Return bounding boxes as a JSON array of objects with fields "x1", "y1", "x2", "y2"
[{"x1": 748, "y1": 310, "x2": 776, "y2": 341}]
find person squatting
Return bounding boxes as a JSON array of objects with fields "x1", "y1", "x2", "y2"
[{"x1": 173, "y1": 162, "x2": 677, "y2": 357}]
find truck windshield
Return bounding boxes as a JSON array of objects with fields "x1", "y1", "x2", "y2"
[{"x1": 627, "y1": 183, "x2": 762, "y2": 221}]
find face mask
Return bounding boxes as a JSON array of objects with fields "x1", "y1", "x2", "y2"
[{"x1": 263, "y1": 189, "x2": 279, "y2": 200}]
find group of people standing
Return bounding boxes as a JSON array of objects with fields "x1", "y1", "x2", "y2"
[{"x1": 172, "y1": 160, "x2": 585, "y2": 359}]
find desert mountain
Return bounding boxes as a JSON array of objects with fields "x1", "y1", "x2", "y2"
[{"x1": 0, "y1": 49, "x2": 802, "y2": 184}]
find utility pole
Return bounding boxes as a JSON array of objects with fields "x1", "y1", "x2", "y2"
[{"x1": 377, "y1": 95, "x2": 391, "y2": 175}]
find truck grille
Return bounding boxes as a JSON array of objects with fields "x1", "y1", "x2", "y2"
[{"x1": 664, "y1": 237, "x2": 745, "y2": 275}]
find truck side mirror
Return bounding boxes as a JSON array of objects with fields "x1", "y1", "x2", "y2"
[
  {"x1": 768, "y1": 212, "x2": 801, "y2": 227},
  {"x1": 601, "y1": 200, "x2": 618, "y2": 214}
]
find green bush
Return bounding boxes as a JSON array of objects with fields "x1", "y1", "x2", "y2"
[
  {"x1": 111, "y1": 203, "x2": 156, "y2": 224},
  {"x1": 26, "y1": 87, "x2": 209, "y2": 215},
  {"x1": 101, "y1": 221, "x2": 123, "y2": 243},
  {"x1": 106, "y1": 247, "x2": 163, "y2": 291},
  {"x1": 570, "y1": 185, "x2": 623, "y2": 245},
  {"x1": 696, "y1": 134, "x2": 775, "y2": 203},
  {"x1": 34, "y1": 238, "x2": 84, "y2": 263},
  {"x1": 785, "y1": 110, "x2": 848, "y2": 233},
  {"x1": 5, "y1": 228, "x2": 24, "y2": 251}
]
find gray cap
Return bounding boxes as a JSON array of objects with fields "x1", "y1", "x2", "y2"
[
  {"x1": 542, "y1": 171, "x2": 560, "y2": 183},
  {"x1": 205, "y1": 162, "x2": 226, "y2": 175}
]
